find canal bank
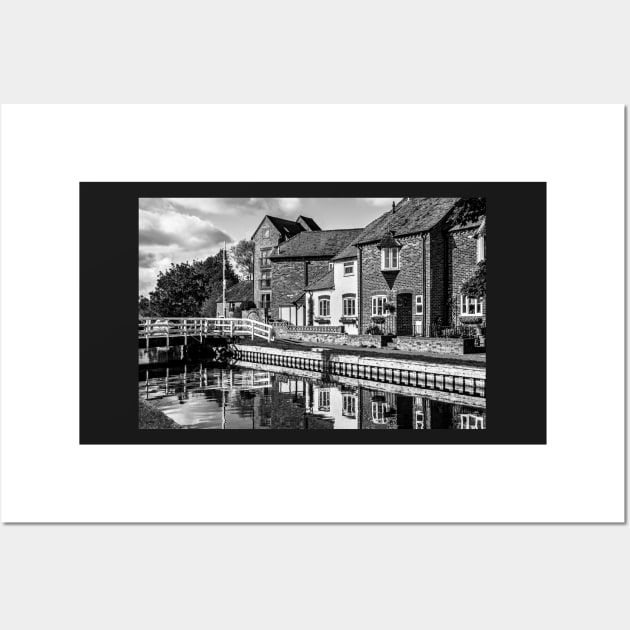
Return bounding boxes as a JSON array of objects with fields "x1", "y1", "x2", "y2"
[{"x1": 235, "y1": 342, "x2": 485, "y2": 407}]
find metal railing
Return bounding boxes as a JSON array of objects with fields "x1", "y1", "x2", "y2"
[{"x1": 139, "y1": 317, "x2": 274, "y2": 345}]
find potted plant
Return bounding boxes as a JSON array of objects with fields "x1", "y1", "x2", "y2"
[
  {"x1": 459, "y1": 315, "x2": 484, "y2": 343},
  {"x1": 384, "y1": 302, "x2": 396, "y2": 315},
  {"x1": 371, "y1": 315, "x2": 385, "y2": 325},
  {"x1": 365, "y1": 324, "x2": 382, "y2": 335},
  {"x1": 339, "y1": 316, "x2": 357, "y2": 324}
]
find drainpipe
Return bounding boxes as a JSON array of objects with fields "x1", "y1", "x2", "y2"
[{"x1": 422, "y1": 233, "x2": 427, "y2": 337}]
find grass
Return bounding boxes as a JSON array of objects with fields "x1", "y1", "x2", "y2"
[{"x1": 138, "y1": 398, "x2": 187, "y2": 429}]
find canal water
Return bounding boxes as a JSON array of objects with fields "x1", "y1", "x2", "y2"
[{"x1": 139, "y1": 361, "x2": 486, "y2": 430}]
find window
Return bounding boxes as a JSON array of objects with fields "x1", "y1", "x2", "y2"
[
  {"x1": 460, "y1": 295, "x2": 484, "y2": 315},
  {"x1": 328, "y1": 262, "x2": 334, "y2": 270},
  {"x1": 260, "y1": 270, "x2": 271, "y2": 288},
  {"x1": 318, "y1": 297, "x2": 330, "y2": 317},
  {"x1": 415, "y1": 295, "x2": 423, "y2": 315},
  {"x1": 343, "y1": 261, "x2": 355, "y2": 276},
  {"x1": 381, "y1": 247, "x2": 400, "y2": 270},
  {"x1": 343, "y1": 296, "x2": 356, "y2": 317},
  {"x1": 318, "y1": 390, "x2": 330, "y2": 411},
  {"x1": 415, "y1": 410, "x2": 425, "y2": 430},
  {"x1": 261, "y1": 227, "x2": 270, "y2": 239},
  {"x1": 260, "y1": 248, "x2": 272, "y2": 267},
  {"x1": 372, "y1": 295, "x2": 387, "y2": 316},
  {"x1": 342, "y1": 394, "x2": 356, "y2": 417},
  {"x1": 261, "y1": 293, "x2": 271, "y2": 309},
  {"x1": 371, "y1": 402, "x2": 388, "y2": 424},
  {"x1": 459, "y1": 414, "x2": 485, "y2": 430},
  {"x1": 477, "y1": 235, "x2": 485, "y2": 263}
]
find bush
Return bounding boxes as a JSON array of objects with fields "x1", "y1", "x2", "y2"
[
  {"x1": 365, "y1": 324, "x2": 382, "y2": 335},
  {"x1": 371, "y1": 316, "x2": 385, "y2": 324}
]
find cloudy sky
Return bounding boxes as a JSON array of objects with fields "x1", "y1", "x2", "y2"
[{"x1": 139, "y1": 197, "x2": 395, "y2": 295}]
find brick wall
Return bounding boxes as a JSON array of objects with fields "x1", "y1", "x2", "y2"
[
  {"x1": 252, "y1": 217, "x2": 281, "y2": 310},
  {"x1": 447, "y1": 228, "x2": 486, "y2": 325},
  {"x1": 358, "y1": 236, "x2": 428, "y2": 335},
  {"x1": 270, "y1": 258, "x2": 329, "y2": 320}
]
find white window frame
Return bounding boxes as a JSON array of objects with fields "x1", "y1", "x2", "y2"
[
  {"x1": 415, "y1": 295, "x2": 423, "y2": 315},
  {"x1": 460, "y1": 295, "x2": 484, "y2": 315},
  {"x1": 477, "y1": 235, "x2": 485, "y2": 263},
  {"x1": 415, "y1": 410, "x2": 425, "y2": 430},
  {"x1": 371, "y1": 295, "x2": 387, "y2": 316},
  {"x1": 261, "y1": 227, "x2": 270, "y2": 239},
  {"x1": 381, "y1": 247, "x2": 400, "y2": 270},
  {"x1": 459, "y1": 414, "x2": 485, "y2": 430},
  {"x1": 318, "y1": 297, "x2": 330, "y2": 317},
  {"x1": 343, "y1": 261, "x2": 355, "y2": 276},
  {"x1": 343, "y1": 296, "x2": 356, "y2": 317},
  {"x1": 318, "y1": 390, "x2": 330, "y2": 411},
  {"x1": 371, "y1": 401, "x2": 388, "y2": 423},
  {"x1": 342, "y1": 394, "x2": 356, "y2": 417}
]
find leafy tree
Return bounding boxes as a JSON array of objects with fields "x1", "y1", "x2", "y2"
[
  {"x1": 147, "y1": 250, "x2": 238, "y2": 317},
  {"x1": 138, "y1": 294, "x2": 159, "y2": 317},
  {"x1": 447, "y1": 197, "x2": 486, "y2": 228},
  {"x1": 461, "y1": 260, "x2": 486, "y2": 298},
  {"x1": 229, "y1": 239, "x2": 255, "y2": 280}
]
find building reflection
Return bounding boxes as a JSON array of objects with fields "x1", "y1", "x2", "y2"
[{"x1": 141, "y1": 364, "x2": 486, "y2": 430}]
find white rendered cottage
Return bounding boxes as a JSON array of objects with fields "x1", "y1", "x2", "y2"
[{"x1": 304, "y1": 242, "x2": 359, "y2": 334}]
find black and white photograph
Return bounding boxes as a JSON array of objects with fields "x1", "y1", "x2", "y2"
[{"x1": 138, "y1": 197, "x2": 487, "y2": 431}]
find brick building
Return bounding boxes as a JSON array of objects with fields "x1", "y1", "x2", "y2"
[
  {"x1": 251, "y1": 215, "x2": 321, "y2": 315},
  {"x1": 215, "y1": 280, "x2": 254, "y2": 317},
  {"x1": 353, "y1": 198, "x2": 485, "y2": 337},
  {"x1": 268, "y1": 228, "x2": 362, "y2": 324}
]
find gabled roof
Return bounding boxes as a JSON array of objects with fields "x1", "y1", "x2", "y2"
[
  {"x1": 297, "y1": 215, "x2": 321, "y2": 231},
  {"x1": 270, "y1": 228, "x2": 363, "y2": 260},
  {"x1": 353, "y1": 198, "x2": 460, "y2": 245},
  {"x1": 215, "y1": 280, "x2": 254, "y2": 303},
  {"x1": 331, "y1": 242, "x2": 358, "y2": 261},
  {"x1": 306, "y1": 270, "x2": 334, "y2": 291},
  {"x1": 250, "y1": 215, "x2": 308, "y2": 240}
]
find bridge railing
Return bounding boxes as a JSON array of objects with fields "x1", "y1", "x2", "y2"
[{"x1": 139, "y1": 317, "x2": 274, "y2": 344}]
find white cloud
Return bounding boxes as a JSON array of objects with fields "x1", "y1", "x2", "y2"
[
  {"x1": 276, "y1": 198, "x2": 301, "y2": 212},
  {"x1": 361, "y1": 198, "x2": 396, "y2": 208}
]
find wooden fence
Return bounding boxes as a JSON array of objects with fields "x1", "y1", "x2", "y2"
[{"x1": 138, "y1": 317, "x2": 274, "y2": 345}]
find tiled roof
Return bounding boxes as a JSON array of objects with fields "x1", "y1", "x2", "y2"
[
  {"x1": 306, "y1": 270, "x2": 334, "y2": 291},
  {"x1": 297, "y1": 215, "x2": 321, "y2": 231},
  {"x1": 331, "y1": 242, "x2": 358, "y2": 261},
  {"x1": 353, "y1": 197, "x2": 460, "y2": 245},
  {"x1": 266, "y1": 216, "x2": 306, "y2": 238},
  {"x1": 216, "y1": 280, "x2": 254, "y2": 303},
  {"x1": 270, "y1": 228, "x2": 363, "y2": 260}
]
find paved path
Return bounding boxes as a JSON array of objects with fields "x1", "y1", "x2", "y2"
[{"x1": 235, "y1": 337, "x2": 486, "y2": 368}]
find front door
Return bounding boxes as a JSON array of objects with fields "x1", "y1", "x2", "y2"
[{"x1": 396, "y1": 293, "x2": 413, "y2": 336}]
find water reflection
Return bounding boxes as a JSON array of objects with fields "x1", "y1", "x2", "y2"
[{"x1": 140, "y1": 362, "x2": 486, "y2": 430}]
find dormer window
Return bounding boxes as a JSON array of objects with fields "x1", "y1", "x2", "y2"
[{"x1": 381, "y1": 247, "x2": 400, "y2": 270}]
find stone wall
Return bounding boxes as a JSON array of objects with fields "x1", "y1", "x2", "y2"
[
  {"x1": 390, "y1": 336, "x2": 476, "y2": 355},
  {"x1": 275, "y1": 328, "x2": 385, "y2": 348}
]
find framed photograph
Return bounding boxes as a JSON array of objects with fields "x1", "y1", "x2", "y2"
[{"x1": 81, "y1": 183, "x2": 545, "y2": 445}]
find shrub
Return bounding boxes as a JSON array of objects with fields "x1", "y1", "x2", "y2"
[{"x1": 365, "y1": 324, "x2": 382, "y2": 335}]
